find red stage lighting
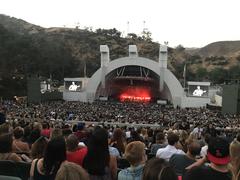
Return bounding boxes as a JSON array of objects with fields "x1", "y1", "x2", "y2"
[{"x1": 119, "y1": 87, "x2": 151, "y2": 102}]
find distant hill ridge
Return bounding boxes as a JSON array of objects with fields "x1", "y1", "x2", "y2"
[{"x1": 197, "y1": 41, "x2": 240, "y2": 57}]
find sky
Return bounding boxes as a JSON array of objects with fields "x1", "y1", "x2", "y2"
[{"x1": 0, "y1": 0, "x2": 240, "y2": 48}]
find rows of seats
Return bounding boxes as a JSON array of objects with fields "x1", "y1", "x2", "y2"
[{"x1": 0, "y1": 161, "x2": 31, "y2": 180}]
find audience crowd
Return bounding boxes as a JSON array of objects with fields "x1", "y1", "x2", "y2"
[{"x1": 0, "y1": 100, "x2": 240, "y2": 180}]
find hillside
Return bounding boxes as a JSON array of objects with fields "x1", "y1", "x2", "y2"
[{"x1": 0, "y1": 14, "x2": 240, "y2": 98}]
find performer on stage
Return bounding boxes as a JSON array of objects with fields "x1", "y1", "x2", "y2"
[
  {"x1": 193, "y1": 86, "x2": 206, "y2": 96},
  {"x1": 69, "y1": 82, "x2": 80, "y2": 91}
]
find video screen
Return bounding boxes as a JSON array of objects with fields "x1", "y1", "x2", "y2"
[
  {"x1": 65, "y1": 81, "x2": 82, "y2": 91},
  {"x1": 188, "y1": 85, "x2": 208, "y2": 97}
]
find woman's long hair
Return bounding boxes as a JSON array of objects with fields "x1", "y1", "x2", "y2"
[
  {"x1": 83, "y1": 127, "x2": 110, "y2": 175},
  {"x1": 43, "y1": 137, "x2": 66, "y2": 177},
  {"x1": 110, "y1": 128, "x2": 125, "y2": 154}
]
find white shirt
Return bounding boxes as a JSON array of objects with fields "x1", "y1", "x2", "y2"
[
  {"x1": 200, "y1": 145, "x2": 208, "y2": 157},
  {"x1": 156, "y1": 145, "x2": 185, "y2": 161}
]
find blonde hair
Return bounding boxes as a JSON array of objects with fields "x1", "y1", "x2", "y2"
[
  {"x1": 230, "y1": 139, "x2": 240, "y2": 180},
  {"x1": 55, "y1": 161, "x2": 89, "y2": 180},
  {"x1": 124, "y1": 141, "x2": 145, "y2": 166}
]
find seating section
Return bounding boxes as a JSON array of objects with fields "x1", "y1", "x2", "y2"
[
  {"x1": 0, "y1": 161, "x2": 31, "y2": 180},
  {"x1": 0, "y1": 175, "x2": 22, "y2": 180}
]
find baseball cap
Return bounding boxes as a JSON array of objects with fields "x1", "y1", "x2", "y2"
[{"x1": 207, "y1": 137, "x2": 230, "y2": 165}]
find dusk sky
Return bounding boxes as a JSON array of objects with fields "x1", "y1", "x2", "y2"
[{"x1": 1, "y1": 0, "x2": 240, "y2": 47}]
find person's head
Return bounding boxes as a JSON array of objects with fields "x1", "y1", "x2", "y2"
[
  {"x1": 207, "y1": 137, "x2": 230, "y2": 166},
  {"x1": 156, "y1": 132, "x2": 165, "y2": 144},
  {"x1": 0, "y1": 133, "x2": 13, "y2": 153},
  {"x1": 43, "y1": 137, "x2": 66, "y2": 176},
  {"x1": 83, "y1": 127, "x2": 109, "y2": 175},
  {"x1": 230, "y1": 139, "x2": 240, "y2": 164},
  {"x1": 66, "y1": 134, "x2": 79, "y2": 152},
  {"x1": 55, "y1": 161, "x2": 89, "y2": 180},
  {"x1": 186, "y1": 139, "x2": 201, "y2": 157},
  {"x1": 167, "y1": 132, "x2": 179, "y2": 146},
  {"x1": 31, "y1": 136, "x2": 48, "y2": 159},
  {"x1": 50, "y1": 128, "x2": 63, "y2": 139},
  {"x1": 13, "y1": 126, "x2": 24, "y2": 139},
  {"x1": 111, "y1": 128, "x2": 125, "y2": 153},
  {"x1": 142, "y1": 158, "x2": 178, "y2": 180},
  {"x1": 197, "y1": 86, "x2": 200, "y2": 89},
  {"x1": 124, "y1": 141, "x2": 146, "y2": 166},
  {"x1": 42, "y1": 122, "x2": 50, "y2": 130}
]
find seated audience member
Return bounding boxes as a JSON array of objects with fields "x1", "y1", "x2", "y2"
[
  {"x1": 30, "y1": 137, "x2": 67, "y2": 180},
  {"x1": 118, "y1": 141, "x2": 146, "y2": 180},
  {"x1": 184, "y1": 137, "x2": 231, "y2": 180},
  {"x1": 156, "y1": 132, "x2": 184, "y2": 161},
  {"x1": 31, "y1": 136, "x2": 48, "y2": 159},
  {"x1": 55, "y1": 161, "x2": 89, "y2": 180},
  {"x1": 142, "y1": 158, "x2": 178, "y2": 180},
  {"x1": 12, "y1": 126, "x2": 30, "y2": 153},
  {"x1": 66, "y1": 134, "x2": 87, "y2": 166},
  {"x1": 169, "y1": 140, "x2": 201, "y2": 175},
  {"x1": 0, "y1": 133, "x2": 21, "y2": 162},
  {"x1": 83, "y1": 127, "x2": 117, "y2": 180},
  {"x1": 150, "y1": 132, "x2": 166, "y2": 155}
]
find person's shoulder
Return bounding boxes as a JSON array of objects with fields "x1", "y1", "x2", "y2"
[{"x1": 184, "y1": 166, "x2": 206, "y2": 180}]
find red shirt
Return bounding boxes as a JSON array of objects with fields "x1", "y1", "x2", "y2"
[
  {"x1": 67, "y1": 147, "x2": 87, "y2": 166},
  {"x1": 41, "y1": 129, "x2": 51, "y2": 138}
]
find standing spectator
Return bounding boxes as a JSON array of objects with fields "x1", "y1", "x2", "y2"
[
  {"x1": 150, "y1": 132, "x2": 166, "y2": 155},
  {"x1": 30, "y1": 137, "x2": 67, "y2": 180},
  {"x1": 55, "y1": 161, "x2": 90, "y2": 180},
  {"x1": 0, "y1": 133, "x2": 21, "y2": 162},
  {"x1": 110, "y1": 128, "x2": 126, "y2": 156},
  {"x1": 156, "y1": 132, "x2": 184, "y2": 161},
  {"x1": 142, "y1": 158, "x2": 178, "y2": 180},
  {"x1": 12, "y1": 126, "x2": 30, "y2": 153},
  {"x1": 118, "y1": 141, "x2": 146, "y2": 180},
  {"x1": 169, "y1": 140, "x2": 201, "y2": 176},
  {"x1": 184, "y1": 137, "x2": 231, "y2": 180},
  {"x1": 66, "y1": 134, "x2": 87, "y2": 166},
  {"x1": 83, "y1": 127, "x2": 117, "y2": 180},
  {"x1": 31, "y1": 136, "x2": 48, "y2": 159}
]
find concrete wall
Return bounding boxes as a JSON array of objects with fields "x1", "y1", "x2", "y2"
[
  {"x1": 63, "y1": 91, "x2": 87, "y2": 101},
  {"x1": 181, "y1": 96, "x2": 210, "y2": 108}
]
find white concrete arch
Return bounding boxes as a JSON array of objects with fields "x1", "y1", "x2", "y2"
[{"x1": 86, "y1": 57, "x2": 184, "y2": 106}]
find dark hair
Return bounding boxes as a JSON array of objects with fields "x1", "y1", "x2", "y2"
[
  {"x1": 204, "y1": 133, "x2": 211, "y2": 144},
  {"x1": 83, "y1": 127, "x2": 110, "y2": 175},
  {"x1": 188, "y1": 141, "x2": 201, "y2": 156},
  {"x1": 0, "y1": 133, "x2": 13, "y2": 153},
  {"x1": 13, "y1": 126, "x2": 24, "y2": 139},
  {"x1": 156, "y1": 132, "x2": 165, "y2": 141},
  {"x1": 167, "y1": 133, "x2": 179, "y2": 146},
  {"x1": 66, "y1": 134, "x2": 79, "y2": 151},
  {"x1": 43, "y1": 137, "x2": 66, "y2": 177},
  {"x1": 42, "y1": 122, "x2": 50, "y2": 129},
  {"x1": 142, "y1": 158, "x2": 178, "y2": 180},
  {"x1": 31, "y1": 136, "x2": 48, "y2": 159},
  {"x1": 29, "y1": 128, "x2": 41, "y2": 144},
  {"x1": 110, "y1": 128, "x2": 125, "y2": 154}
]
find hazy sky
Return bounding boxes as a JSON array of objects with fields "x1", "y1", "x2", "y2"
[{"x1": 1, "y1": 0, "x2": 240, "y2": 47}]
